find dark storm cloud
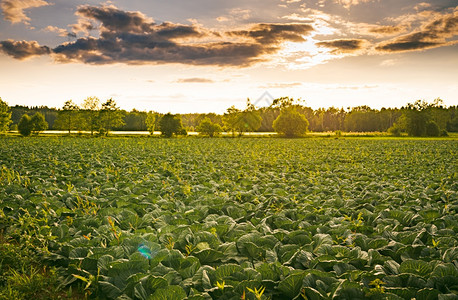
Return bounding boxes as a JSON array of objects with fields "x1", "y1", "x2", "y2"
[
  {"x1": 376, "y1": 12, "x2": 458, "y2": 52},
  {"x1": 0, "y1": 40, "x2": 50, "y2": 59},
  {"x1": 316, "y1": 39, "x2": 365, "y2": 52},
  {"x1": 0, "y1": 4, "x2": 314, "y2": 66}
]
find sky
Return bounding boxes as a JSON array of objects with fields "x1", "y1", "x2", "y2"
[{"x1": 0, "y1": 0, "x2": 457, "y2": 113}]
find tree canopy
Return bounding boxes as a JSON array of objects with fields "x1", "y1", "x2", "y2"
[
  {"x1": 99, "y1": 99, "x2": 125, "y2": 135},
  {"x1": 18, "y1": 112, "x2": 48, "y2": 136},
  {"x1": 159, "y1": 113, "x2": 186, "y2": 137},
  {"x1": 54, "y1": 100, "x2": 81, "y2": 134},
  {"x1": 273, "y1": 108, "x2": 309, "y2": 137},
  {"x1": 0, "y1": 97, "x2": 12, "y2": 133},
  {"x1": 196, "y1": 117, "x2": 222, "y2": 137}
]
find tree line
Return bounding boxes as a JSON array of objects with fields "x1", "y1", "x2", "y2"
[{"x1": 1, "y1": 96, "x2": 457, "y2": 137}]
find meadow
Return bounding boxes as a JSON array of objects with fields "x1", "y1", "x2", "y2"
[{"x1": 0, "y1": 137, "x2": 457, "y2": 299}]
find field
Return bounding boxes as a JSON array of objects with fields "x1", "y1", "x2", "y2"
[{"x1": 0, "y1": 137, "x2": 457, "y2": 299}]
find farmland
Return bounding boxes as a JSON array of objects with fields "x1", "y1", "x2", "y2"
[{"x1": 0, "y1": 137, "x2": 457, "y2": 299}]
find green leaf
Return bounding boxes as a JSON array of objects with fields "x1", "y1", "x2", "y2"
[
  {"x1": 312, "y1": 234, "x2": 333, "y2": 253},
  {"x1": 179, "y1": 256, "x2": 201, "y2": 279},
  {"x1": 384, "y1": 260, "x2": 400, "y2": 275},
  {"x1": 416, "y1": 288, "x2": 440, "y2": 300},
  {"x1": 193, "y1": 249, "x2": 224, "y2": 264},
  {"x1": 332, "y1": 280, "x2": 364, "y2": 299},
  {"x1": 301, "y1": 287, "x2": 326, "y2": 300},
  {"x1": 214, "y1": 264, "x2": 243, "y2": 280},
  {"x1": 99, "y1": 281, "x2": 124, "y2": 299},
  {"x1": 148, "y1": 285, "x2": 187, "y2": 300},
  {"x1": 432, "y1": 263, "x2": 458, "y2": 278},
  {"x1": 399, "y1": 260, "x2": 433, "y2": 277},
  {"x1": 278, "y1": 272, "x2": 305, "y2": 298}
]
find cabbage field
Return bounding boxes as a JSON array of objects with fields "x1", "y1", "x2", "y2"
[{"x1": 0, "y1": 137, "x2": 457, "y2": 299}]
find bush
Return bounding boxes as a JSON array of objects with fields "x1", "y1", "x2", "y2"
[
  {"x1": 273, "y1": 108, "x2": 309, "y2": 137},
  {"x1": 30, "y1": 112, "x2": 48, "y2": 135},
  {"x1": 197, "y1": 118, "x2": 222, "y2": 137},
  {"x1": 17, "y1": 113, "x2": 48, "y2": 136},
  {"x1": 388, "y1": 125, "x2": 402, "y2": 137},
  {"x1": 425, "y1": 120, "x2": 440, "y2": 137},
  {"x1": 18, "y1": 115, "x2": 32, "y2": 136},
  {"x1": 159, "y1": 113, "x2": 186, "y2": 137}
]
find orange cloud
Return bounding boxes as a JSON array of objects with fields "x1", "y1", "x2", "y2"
[{"x1": 1, "y1": 0, "x2": 51, "y2": 25}]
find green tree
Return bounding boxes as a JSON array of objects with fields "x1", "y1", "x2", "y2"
[
  {"x1": 159, "y1": 113, "x2": 186, "y2": 137},
  {"x1": 18, "y1": 114, "x2": 32, "y2": 136},
  {"x1": 99, "y1": 98, "x2": 125, "y2": 135},
  {"x1": 124, "y1": 109, "x2": 147, "y2": 131},
  {"x1": 273, "y1": 107, "x2": 309, "y2": 137},
  {"x1": 81, "y1": 96, "x2": 100, "y2": 135},
  {"x1": 30, "y1": 112, "x2": 48, "y2": 134},
  {"x1": 197, "y1": 117, "x2": 222, "y2": 137},
  {"x1": 223, "y1": 100, "x2": 262, "y2": 136},
  {"x1": 146, "y1": 112, "x2": 158, "y2": 135},
  {"x1": 447, "y1": 114, "x2": 458, "y2": 132},
  {"x1": 425, "y1": 120, "x2": 440, "y2": 137},
  {"x1": 54, "y1": 100, "x2": 80, "y2": 134},
  {"x1": 403, "y1": 101, "x2": 430, "y2": 136},
  {"x1": 0, "y1": 97, "x2": 12, "y2": 133},
  {"x1": 223, "y1": 106, "x2": 241, "y2": 136}
]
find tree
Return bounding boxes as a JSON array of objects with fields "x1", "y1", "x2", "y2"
[
  {"x1": 425, "y1": 120, "x2": 440, "y2": 137},
  {"x1": 99, "y1": 98, "x2": 125, "y2": 135},
  {"x1": 146, "y1": 112, "x2": 158, "y2": 134},
  {"x1": 0, "y1": 97, "x2": 12, "y2": 133},
  {"x1": 124, "y1": 109, "x2": 147, "y2": 131},
  {"x1": 197, "y1": 117, "x2": 222, "y2": 137},
  {"x1": 223, "y1": 100, "x2": 262, "y2": 136},
  {"x1": 18, "y1": 114, "x2": 32, "y2": 136},
  {"x1": 54, "y1": 100, "x2": 80, "y2": 134},
  {"x1": 273, "y1": 108, "x2": 309, "y2": 137},
  {"x1": 81, "y1": 96, "x2": 100, "y2": 135},
  {"x1": 159, "y1": 113, "x2": 186, "y2": 137},
  {"x1": 30, "y1": 112, "x2": 48, "y2": 134},
  {"x1": 223, "y1": 106, "x2": 242, "y2": 136}
]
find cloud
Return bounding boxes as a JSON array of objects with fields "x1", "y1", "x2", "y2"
[
  {"x1": 328, "y1": 84, "x2": 379, "y2": 90},
  {"x1": 316, "y1": 39, "x2": 366, "y2": 53},
  {"x1": 414, "y1": 2, "x2": 432, "y2": 11},
  {"x1": 216, "y1": 8, "x2": 251, "y2": 23},
  {"x1": 376, "y1": 11, "x2": 458, "y2": 52},
  {"x1": 176, "y1": 78, "x2": 215, "y2": 83},
  {"x1": 230, "y1": 23, "x2": 314, "y2": 43},
  {"x1": 334, "y1": 0, "x2": 374, "y2": 9},
  {"x1": 0, "y1": 40, "x2": 50, "y2": 59},
  {"x1": 43, "y1": 26, "x2": 76, "y2": 38},
  {"x1": 1, "y1": 0, "x2": 50, "y2": 25},
  {"x1": 0, "y1": 4, "x2": 316, "y2": 67},
  {"x1": 75, "y1": 4, "x2": 155, "y2": 34},
  {"x1": 369, "y1": 25, "x2": 405, "y2": 36},
  {"x1": 259, "y1": 82, "x2": 303, "y2": 89},
  {"x1": 380, "y1": 59, "x2": 398, "y2": 67}
]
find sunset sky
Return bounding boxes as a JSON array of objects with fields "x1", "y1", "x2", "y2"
[{"x1": 0, "y1": 0, "x2": 457, "y2": 113}]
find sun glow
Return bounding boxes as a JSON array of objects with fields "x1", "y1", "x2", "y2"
[{"x1": 274, "y1": 38, "x2": 338, "y2": 69}]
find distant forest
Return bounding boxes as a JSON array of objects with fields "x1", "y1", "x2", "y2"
[{"x1": 6, "y1": 98, "x2": 458, "y2": 133}]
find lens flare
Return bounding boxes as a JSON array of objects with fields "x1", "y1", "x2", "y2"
[{"x1": 138, "y1": 244, "x2": 152, "y2": 259}]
